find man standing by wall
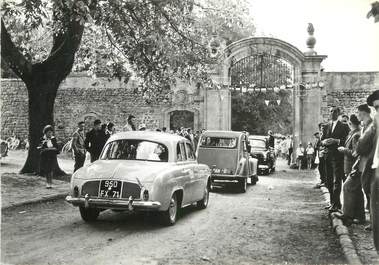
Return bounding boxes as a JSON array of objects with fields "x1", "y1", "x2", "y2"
[
  {"x1": 322, "y1": 107, "x2": 350, "y2": 212},
  {"x1": 85, "y1": 119, "x2": 107, "y2": 162},
  {"x1": 72, "y1": 121, "x2": 86, "y2": 172}
]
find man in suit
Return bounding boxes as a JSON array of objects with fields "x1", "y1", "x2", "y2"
[
  {"x1": 85, "y1": 119, "x2": 107, "y2": 162},
  {"x1": 72, "y1": 121, "x2": 86, "y2": 172},
  {"x1": 267, "y1": 130, "x2": 275, "y2": 149},
  {"x1": 322, "y1": 107, "x2": 350, "y2": 212}
]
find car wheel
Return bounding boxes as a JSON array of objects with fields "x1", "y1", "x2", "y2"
[
  {"x1": 160, "y1": 193, "x2": 178, "y2": 226},
  {"x1": 250, "y1": 176, "x2": 257, "y2": 185},
  {"x1": 197, "y1": 185, "x2": 209, "y2": 209},
  {"x1": 79, "y1": 206, "x2": 100, "y2": 222},
  {"x1": 239, "y1": 178, "x2": 247, "y2": 193}
]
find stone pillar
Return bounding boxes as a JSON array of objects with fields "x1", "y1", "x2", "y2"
[{"x1": 204, "y1": 88, "x2": 231, "y2": 130}]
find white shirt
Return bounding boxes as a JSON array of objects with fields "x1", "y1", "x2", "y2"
[{"x1": 331, "y1": 121, "x2": 337, "y2": 133}]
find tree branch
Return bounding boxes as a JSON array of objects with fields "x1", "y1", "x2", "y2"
[{"x1": 1, "y1": 19, "x2": 32, "y2": 82}]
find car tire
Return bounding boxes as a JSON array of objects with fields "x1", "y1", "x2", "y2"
[
  {"x1": 160, "y1": 193, "x2": 178, "y2": 226},
  {"x1": 197, "y1": 185, "x2": 209, "y2": 209},
  {"x1": 250, "y1": 176, "x2": 257, "y2": 185},
  {"x1": 79, "y1": 206, "x2": 100, "y2": 222},
  {"x1": 239, "y1": 178, "x2": 247, "y2": 193}
]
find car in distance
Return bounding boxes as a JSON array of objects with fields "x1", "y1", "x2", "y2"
[
  {"x1": 196, "y1": 131, "x2": 258, "y2": 192},
  {"x1": 249, "y1": 135, "x2": 276, "y2": 175},
  {"x1": 66, "y1": 131, "x2": 211, "y2": 225}
]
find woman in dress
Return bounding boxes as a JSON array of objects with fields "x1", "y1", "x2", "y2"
[
  {"x1": 38, "y1": 125, "x2": 59, "y2": 189},
  {"x1": 335, "y1": 114, "x2": 365, "y2": 224}
]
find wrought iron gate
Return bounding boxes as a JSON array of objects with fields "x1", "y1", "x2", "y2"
[{"x1": 229, "y1": 53, "x2": 294, "y2": 89}]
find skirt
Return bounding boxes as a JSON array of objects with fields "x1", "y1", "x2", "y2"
[{"x1": 342, "y1": 171, "x2": 365, "y2": 221}]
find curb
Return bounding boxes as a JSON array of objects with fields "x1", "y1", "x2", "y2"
[
  {"x1": 1, "y1": 192, "x2": 68, "y2": 211},
  {"x1": 320, "y1": 185, "x2": 362, "y2": 265}
]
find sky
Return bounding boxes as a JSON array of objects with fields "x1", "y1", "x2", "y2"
[{"x1": 249, "y1": 0, "x2": 379, "y2": 71}]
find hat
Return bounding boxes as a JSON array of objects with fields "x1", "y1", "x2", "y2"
[
  {"x1": 94, "y1": 119, "x2": 101, "y2": 125},
  {"x1": 350, "y1": 114, "x2": 360, "y2": 126},
  {"x1": 138, "y1": 123, "x2": 146, "y2": 130},
  {"x1": 43, "y1": 125, "x2": 54, "y2": 134},
  {"x1": 127, "y1": 115, "x2": 136, "y2": 121},
  {"x1": 367, "y1": 90, "x2": 379, "y2": 106},
  {"x1": 357, "y1": 104, "x2": 371, "y2": 114}
]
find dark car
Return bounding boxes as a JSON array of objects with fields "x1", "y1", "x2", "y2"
[{"x1": 248, "y1": 135, "x2": 276, "y2": 175}]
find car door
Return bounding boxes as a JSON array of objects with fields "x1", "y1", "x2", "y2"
[
  {"x1": 185, "y1": 141, "x2": 204, "y2": 202},
  {"x1": 175, "y1": 141, "x2": 194, "y2": 206}
]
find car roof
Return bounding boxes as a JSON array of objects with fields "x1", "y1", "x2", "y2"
[
  {"x1": 108, "y1": 131, "x2": 189, "y2": 145},
  {"x1": 249, "y1": 135, "x2": 267, "y2": 140},
  {"x1": 202, "y1": 130, "x2": 244, "y2": 137}
]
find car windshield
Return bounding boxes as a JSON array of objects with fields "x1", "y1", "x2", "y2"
[
  {"x1": 100, "y1": 140, "x2": 169, "y2": 162},
  {"x1": 200, "y1": 136, "x2": 237, "y2": 148},
  {"x1": 250, "y1": 139, "x2": 266, "y2": 149}
]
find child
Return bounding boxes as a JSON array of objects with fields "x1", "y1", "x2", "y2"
[
  {"x1": 306, "y1": 142, "x2": 315, "y2": 170},
  {"x1": 296, "y1": 143, "x2": 305, "y2": 170}
]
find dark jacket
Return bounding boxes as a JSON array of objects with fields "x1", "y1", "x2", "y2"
[
  {"x1": 267, "y1": 135, "x2": 275, "y2": 149},
  {"x1": 38, "y1": 136, "x2": 59, "y2": 175},
  {"x1": 84, "y1": 129, "x2": 107, "y2": 158},
  {"x1": 355, "y1": 119, "x2": 376, "y2": 193},
  {"x1": 340, "y1": 128, "x2": 360, "y2": 174},
  {"x1": 321, "y1": 120, "x2": 350, "y2": 159}
]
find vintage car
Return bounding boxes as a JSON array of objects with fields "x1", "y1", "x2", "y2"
[
  {"x1": 66, "y1": 131, "x2": 211, "y2": 225},
  {"x1": 249, "y1": 135, "x2": 276, "y2": 175},
  {"x1": 196, "y1": 131, "x2": 258, "y2": 192}
]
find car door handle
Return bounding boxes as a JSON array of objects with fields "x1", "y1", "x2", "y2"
[{"x1": 182, "y1": 169, "x2": 191, "y2": 174}]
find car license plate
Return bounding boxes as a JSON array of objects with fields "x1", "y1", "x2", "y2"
[{"x1": 99, "y1": 180, "x2": 121, "y2": 198}]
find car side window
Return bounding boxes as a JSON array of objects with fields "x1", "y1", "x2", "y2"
[
  {"x1": 185, "y1": 142, "x2": 195, "y2": 160},
  {"x1": 177, "y1": 143, "x2": 183, "y2": 161},
  {"x1": 180, "y1": 142, "x2": 187, "y2": 161}
]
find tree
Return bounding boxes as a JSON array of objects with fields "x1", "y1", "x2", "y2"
[
  {"x1": 1, "y1": 0, "x2": 255, "y2": 175},
  {"x1": 367, "y1": 1, "x2": 379, "y2": 22}
]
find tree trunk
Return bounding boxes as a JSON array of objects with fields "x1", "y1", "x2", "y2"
[{"x1": 20, "y1": 76, "x2": 66, "y2": 177}]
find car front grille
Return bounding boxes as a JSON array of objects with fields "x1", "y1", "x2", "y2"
[
  {"x1": 122, "y1": 182, "x2": 141, "y2": 199},
  {"x1": 81, "y1": 180, "x2": 100, "y2": 196}
]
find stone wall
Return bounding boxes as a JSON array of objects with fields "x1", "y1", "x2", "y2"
[
  {"x1": 320, "y1": 72, "x2": 379, "y2": 120},
  {"x1": 0, "y1": 75, "x2": 203, "y2": 143}
]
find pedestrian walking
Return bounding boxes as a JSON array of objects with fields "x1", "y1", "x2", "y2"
[
  {"x1": 334, "y1": 114, "x2": 365, "y2": 225},
  {"x1": 306, "y1": 142, "x2": 315, "y2": 170},
  {"x1": 85, "y1": 119, "x2": 107, "y2": 162},
  {"x1": 72, "y1": 121, "x2": 86, "y2": 172},
  {"x1": 123, "y1": 115, "x2": 136, "y2": 131},
  {"x1": 267, "y1": 130, "x2": 275, "y2": 149},
  {"x1": 322, "y1": 107, "x2": 350, "y2": 212},
  {"x1": 38, "y1": 125, "x2": 59, "y2": 189}
]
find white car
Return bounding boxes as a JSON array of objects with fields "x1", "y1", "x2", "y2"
[{"x1": 66, "y1": 131, "x2": 211, "y2": 225}]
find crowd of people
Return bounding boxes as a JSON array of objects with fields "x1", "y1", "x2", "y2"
[
  {"x1": 38, "y1": 113, "x2": 203, "y2": 188},
  {"x1": 312, "y1": 90, "x2": 379, "y2": 233}
]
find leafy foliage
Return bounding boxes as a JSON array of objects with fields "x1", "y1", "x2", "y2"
[
  {"x1": 231, "y1": 90, "x2": 293, "y2": 135},
  {"x1": 1, "y1": 0, "x2": 255, "y2": 102}
]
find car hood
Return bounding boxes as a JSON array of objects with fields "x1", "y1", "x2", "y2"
[{"x1": 74, "y1": 159, "x2": 171, "y2": 183}]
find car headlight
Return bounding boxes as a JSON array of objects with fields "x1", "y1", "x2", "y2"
[
  {"x1": 73, "y1": 186, "x2": 79, "y2": 197},
  {"x1": 140, "y1": 188, "x2": 149, "y2": 201}
]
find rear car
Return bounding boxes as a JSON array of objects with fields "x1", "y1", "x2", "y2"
[
  {"x1": 196, "y1": 131, "x2": 258, "y2": 192},
  {"x1": 249, "y1": 135, "x2": 276, "y2": 175}
]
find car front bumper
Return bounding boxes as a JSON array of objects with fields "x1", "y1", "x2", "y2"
[{"x1": 65, "y1": 195, "x2": 161, "y2": 211}]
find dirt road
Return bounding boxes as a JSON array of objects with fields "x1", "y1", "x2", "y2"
[{"x1": 1, "y1": 160, "x2": 345, "y2": 265}]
